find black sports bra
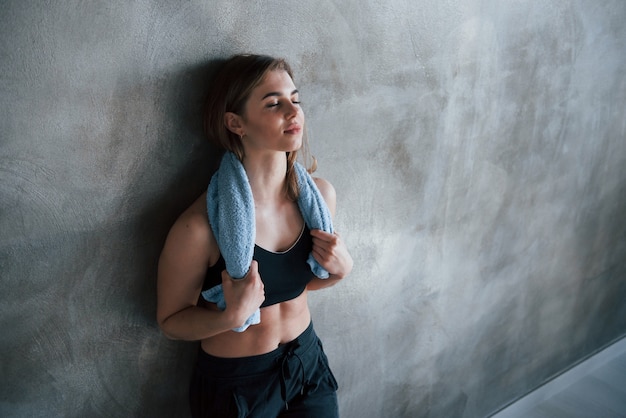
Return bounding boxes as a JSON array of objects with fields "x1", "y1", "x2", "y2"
[{"x1": 203, "y1": 226, "x2": 314, "y2": 307}]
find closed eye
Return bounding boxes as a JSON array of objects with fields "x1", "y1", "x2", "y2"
[
  {"x1": 265, "y1": 99, "x2": 301, "y2": 108},
  {"x1": 262, "y1": 89, "x2": 300, "y2": 108}
]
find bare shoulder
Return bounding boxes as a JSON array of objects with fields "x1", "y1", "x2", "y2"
[
  {"x1": 161, "y1": 192, "x2": 218, "y2": 266},
  {"x1": 172, "y1": 193, "x2": 210, "y2": 238},
  {"x1": 313, "y1": 177, "x2": 337, "y2": 215}
]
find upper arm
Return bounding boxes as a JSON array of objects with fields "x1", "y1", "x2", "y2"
[
  {"x1": 314, "y1": 177, "x2": 337, "y2": 218},
  {"x1": 156, "y1": 198, "x2": 217, "y2": 325}
]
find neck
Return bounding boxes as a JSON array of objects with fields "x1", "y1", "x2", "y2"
[{"x1": 242, "y1": 152, "x2": 288, "y2": 204}]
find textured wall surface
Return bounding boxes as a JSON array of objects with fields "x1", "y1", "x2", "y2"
[{"x1": 1, "y1": 1, "x2": 625, "y2": 417}]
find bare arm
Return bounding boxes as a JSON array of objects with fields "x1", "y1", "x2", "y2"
[
  {"x1": 156, "y1": 196, "x2": 264, "y2": 340},
  {"x1": 307, "y1": 178, "x2": 353, "y2": 290}
]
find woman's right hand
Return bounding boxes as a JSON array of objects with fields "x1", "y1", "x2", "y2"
[{"x1": 221, "y1": 260, "x2": 265, "y2": 328}]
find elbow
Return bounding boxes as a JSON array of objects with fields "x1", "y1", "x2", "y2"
[{"x1": 156, "y1": 315, "x2": 180, "y2": 341}]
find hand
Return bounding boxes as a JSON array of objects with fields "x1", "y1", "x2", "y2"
[
  {"x1": 310, "y1": 229, "x2": 353, "y2": 279},
  {"x1": 221, "y1": 260, "x2": 265, "y2": 327}
]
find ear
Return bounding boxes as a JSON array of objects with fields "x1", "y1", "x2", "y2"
[{"x1": 224, "y1": 112, "x2": 245, "y2": 137}]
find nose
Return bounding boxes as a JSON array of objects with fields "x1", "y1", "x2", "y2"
[{"x1": 285, "y1": 101, "x2": 300, "y2": 119}]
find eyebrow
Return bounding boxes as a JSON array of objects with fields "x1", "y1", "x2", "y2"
[{"x1": 261, "y1": 89, "x2": 299, "y2": 100}]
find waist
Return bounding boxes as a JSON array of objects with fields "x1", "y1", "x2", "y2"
[
  {"x1": 196, "y1": 321, "x2": 317, "y2": 377},
  {"x1": 201, "y1": 293, "x2": 311, "y2": 357}
]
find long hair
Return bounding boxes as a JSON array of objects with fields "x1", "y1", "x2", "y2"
[{"x1": 203, "y1": 54, "x2": 315, "y2": 201}]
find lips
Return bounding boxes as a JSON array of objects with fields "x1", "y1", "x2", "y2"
[{"x1": 284, "y1": 125, "x2": 302, "y2": 135}]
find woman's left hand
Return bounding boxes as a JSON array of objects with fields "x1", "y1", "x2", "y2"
[{"x1": 310, "y1": 229, "x2": 353, "y2": 279}]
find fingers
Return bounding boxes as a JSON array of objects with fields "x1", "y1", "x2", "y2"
[
  {"x1": 220, "y1": 260, "x2": 265, "y2": 324},
  {"x1": 311, "y1": 229, "x2": 341, "y2": 253},
  {"x1": 311, "y1": 235, "x2": 337, "y2": 262},
  {"x1": 310, "y1": 229, "x2": 353, "y2": 279},
  {"x1": 311, "y1": 230, "x2": 339, "y2": 252},
  {"x1": 221, "y1": 260, "x2": 261, "y2": 282},
  {"x1": 310, "y1": 229, "x2": 339, "y2": 241}
]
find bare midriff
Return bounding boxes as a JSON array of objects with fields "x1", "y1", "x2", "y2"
[{"x1": 200, "y1": 290, "x2": 312, "y2": 358}]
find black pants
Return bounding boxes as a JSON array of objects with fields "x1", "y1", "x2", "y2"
[{"x1": 189, "y1": 322, "x2": 339, "y2": 418}]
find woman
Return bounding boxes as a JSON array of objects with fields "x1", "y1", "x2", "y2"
[{"x1": 157, "y1": 54, "x2": 353, "y2": 417}]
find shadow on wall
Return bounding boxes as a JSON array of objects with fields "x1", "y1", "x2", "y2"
[
  {"x1": 0, "y1": 58, "x2": 233, "y2": 417},
  {"x1": 106, "y1": 59, "x2": 227, "y2": 416}
]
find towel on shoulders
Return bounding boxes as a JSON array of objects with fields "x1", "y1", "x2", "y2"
[{"x1": 202, "y1": 151, "x2": 333, "y2": 332}]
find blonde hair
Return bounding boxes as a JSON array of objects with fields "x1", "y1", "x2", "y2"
[{"x1": 203, "y1": 54, "x2": 316, "y2": 201}]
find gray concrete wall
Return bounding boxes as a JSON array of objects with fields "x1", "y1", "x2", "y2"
[{"x1": 1, "y1": 1, "x2": 625, "y2": 417}]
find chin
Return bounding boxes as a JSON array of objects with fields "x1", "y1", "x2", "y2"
[{"x1": 285, "y1": 139, "x2": 303, "y2": 153}]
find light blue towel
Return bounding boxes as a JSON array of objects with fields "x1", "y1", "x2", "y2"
[{"x1": 203, "y1": 151, "x2": 333, "y2": 332}]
